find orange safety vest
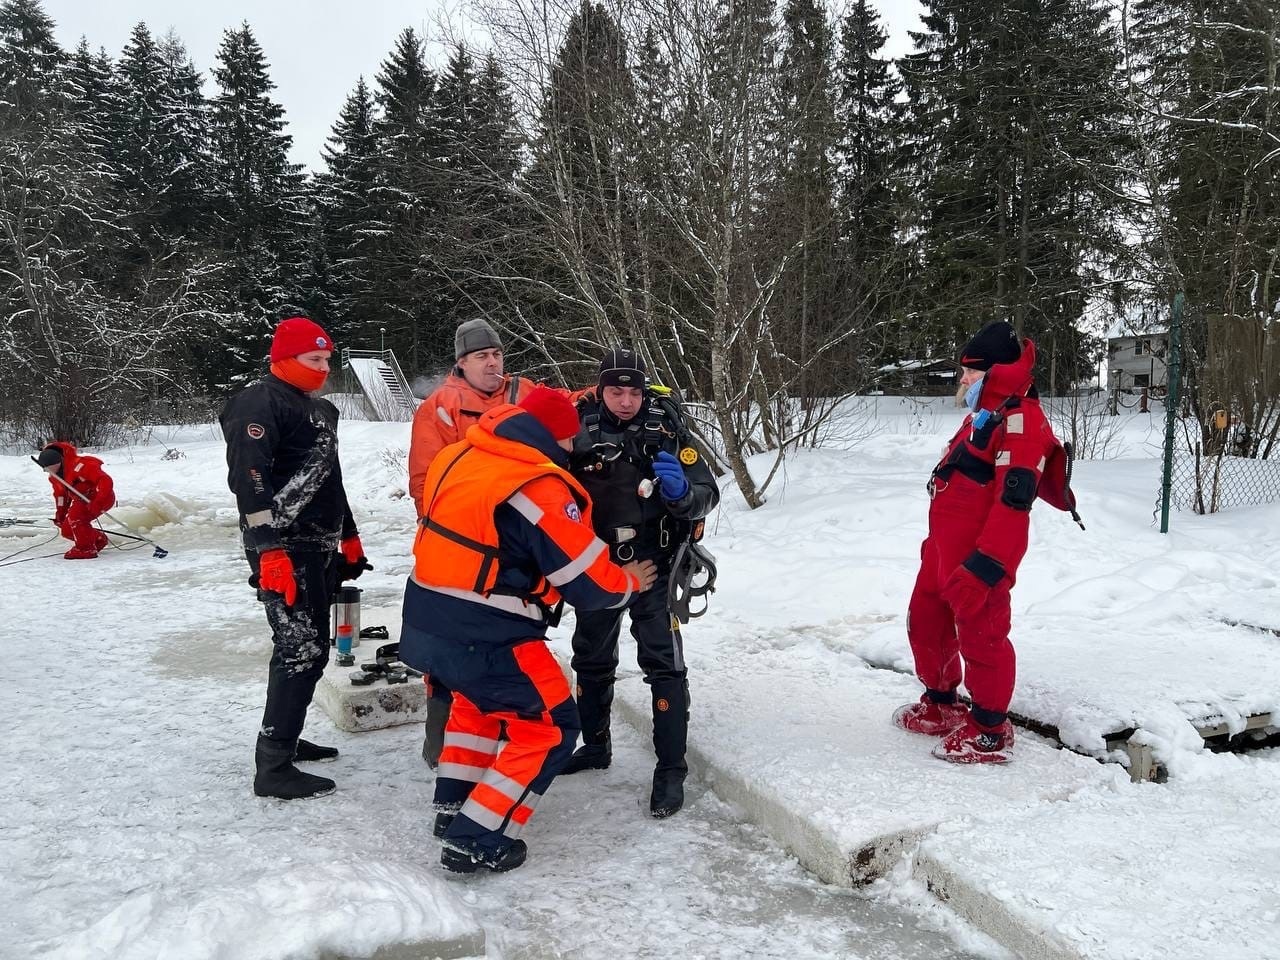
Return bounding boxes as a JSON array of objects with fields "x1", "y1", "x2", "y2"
[{"x1": 413, "y1": 407, "x2": 594, "y2": 607}]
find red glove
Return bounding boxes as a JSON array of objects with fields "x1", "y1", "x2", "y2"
[
  {"x1": 258, "y1": 549, "x2": 297, "y2": 606},
  {"x1": 338, "y1": 535, "x2": 372, "y2": 581},
  {"x1": 941, "y1": 565, "x2": 993, "y2": 620},
  {"x1": 340, "y1": 536, "x2": 364, "y2": 564}
]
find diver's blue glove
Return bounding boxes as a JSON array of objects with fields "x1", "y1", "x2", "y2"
[{"x1": 652, "y1": 451, "x2": 689, "y2": 500}]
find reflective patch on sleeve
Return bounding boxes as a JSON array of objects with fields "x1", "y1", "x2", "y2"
[
  {"x1": 546, "y1": 538, "x2": 608, "y2": 586},
  {"x1": 246, "y1": 509, "x2": 273, "y2": 527},
  {"x1": 995, "y1": 451, "x2": 1012, "y2": 467},
  {"x1": 436, "y1": 407, "x2": 454, "y2": 428},
  {"x1": 1005, "y1": 412, "x2": 1024, "y2": 434},
  {"x1": 507, "y1": 490, "x2": 543, "y2": 524},
  {"x1": 1037, "y1": 456, "x2": 1046, "y2": 471}
]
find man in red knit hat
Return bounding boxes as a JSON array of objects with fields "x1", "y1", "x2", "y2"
[{"x1": 220, "y1": 315, "x2": 373, "y2": 800}]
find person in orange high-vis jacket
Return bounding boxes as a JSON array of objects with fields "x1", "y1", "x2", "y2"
[
  {"x1": 399, "y1": 387, "x2": 657, "y2": 874},
  {"x1": 408, "y1": 319, "x2": 537, "y2": 769}
]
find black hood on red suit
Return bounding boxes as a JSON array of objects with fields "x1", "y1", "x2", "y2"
[
  {"x1": 977, "y1": 339, "x2": 1036, "y2": 409},
  {"x1": 42, "y1": 441, "x2": 79, "y2": 476}
]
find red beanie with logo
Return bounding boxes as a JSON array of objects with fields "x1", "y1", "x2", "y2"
[
  {"x1": 518, "y1": 386, "x2": 581, "y2": 441},
  {"x1": 270, "y1": 316, "x2": 334, "y2": 363}
]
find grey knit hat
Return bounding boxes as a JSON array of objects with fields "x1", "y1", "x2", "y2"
[{"x1": 455, "y1": 319, "x2": 503, "y2": 360}]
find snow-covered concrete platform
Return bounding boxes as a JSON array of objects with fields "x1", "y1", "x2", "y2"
[
  {"x1": 915, "y1": 751, "x2": 1280, "y2": 960},
  {"x1": 608, "y1": 624, "x2": 1280, "y2": 960},
  {"x1": 852, "y1": 611, "x2": 1280, "y2": 779},
  {"x1": 611, "y1": 641, "x2": 1112, "y2": 888}
]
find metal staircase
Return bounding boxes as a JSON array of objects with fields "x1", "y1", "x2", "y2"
[{"x1": 340, "y1": 348, "x2": 418, "y2": 422}]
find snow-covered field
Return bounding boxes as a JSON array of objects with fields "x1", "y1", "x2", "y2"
[{"x1": 2, "y1": 398, "x2": 1277, "y2": 959}]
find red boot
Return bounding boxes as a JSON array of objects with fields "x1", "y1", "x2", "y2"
[
  {"x1": 932, "y1": 717, "x2": 1014, "y2": 764},
  {"x1": 64, "y1": 523, "x2": 100, "y2": 559},
  {"x1": 892, "y1": 695, "x2": 968, "y2": 736}
]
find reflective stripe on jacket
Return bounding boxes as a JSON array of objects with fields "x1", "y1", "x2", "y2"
[{"x1": 413, "y1": 404, "x2": 636, "y2": 617}]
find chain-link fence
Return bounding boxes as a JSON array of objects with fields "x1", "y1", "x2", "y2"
[{"x1": 1167, "y1": 422, "x2": 1280, "y2": 513}]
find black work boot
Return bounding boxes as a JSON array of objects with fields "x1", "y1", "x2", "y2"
[
  {"x1": 561, "y1": 677, "x2": 614, "y2": 775},
  {"x1": 294, "y1": 738, "x2": 338, "y2": 762},
  {"x1": 441, "y1": 839, "x2": 528, "y2": 874},
  {"x1": 422, "y1": 695, "x2": 449, "y2": 769},
  {"x1": 254, "y1": 736, "x2": 336, "y2": 800},
  {"x1": 649, "y1": 677, "x2": 689, "y2": 818}
]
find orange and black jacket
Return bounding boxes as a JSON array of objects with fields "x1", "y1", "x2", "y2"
[
  {"x1": 45, "y1": 441, "x2": 115, "y2": 521},
  {"x1": 408, "y1": 372, "x2": 535, "y2": 517},
  {"x1": 402, "y1": 404, "x2": 640, "y2": 652}
]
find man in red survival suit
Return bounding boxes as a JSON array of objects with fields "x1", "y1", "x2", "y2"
[
  {"x1": 894, "y1": 320, "x2": 1065, "y2": 764},
  {"x1": 399, "y1": 387, "x2": 658, "y2": 875},
  {"x1": 35, "y1": 442, "x2": 115, "y2": 559}
]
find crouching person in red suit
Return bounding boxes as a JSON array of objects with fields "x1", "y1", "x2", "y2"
[
  {"x1": 894, "y1": 321, "x2": 1063, "y2": 764},
  {"x1": 36, "y1": 442, "x2": 115, "y2": 559}
]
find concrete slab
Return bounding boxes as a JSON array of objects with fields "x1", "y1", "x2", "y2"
[
  {"x1": 914, "y1": 754, "x2": 1280, "y2": 960},
  {"x1": 609, "y1": 643, "x2": 1111, "y2": 888},
  {"x1": 315, "y1": 608, "x2": 428, "y2": 732}
]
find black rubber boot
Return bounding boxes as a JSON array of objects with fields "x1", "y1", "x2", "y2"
[
  {"x1": 441, "y1": 839, "x2": 528, "y2": 874},
  {"x1": 254, "y1": 736, "x2": 336, "y2": 800},
  {"x1": 649, "y1": 677, "x2": 689, "y2": 818},
  {"x1": 561, "y1": 677, "x2": 614, "y2": 774},
  {"x1": 294, "y1": 738, "x2": 338, "y2": 763},
  {"x1": 433, "y1": 810, "x2": 457, "y2": 839},
  {"x1": 422, "y1": 695, "x2": 449, "y2": 769}
]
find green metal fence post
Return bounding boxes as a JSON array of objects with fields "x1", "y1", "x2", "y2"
[{"x1": 1159, "y1": 292, "x2": 1185, "y2": 533}]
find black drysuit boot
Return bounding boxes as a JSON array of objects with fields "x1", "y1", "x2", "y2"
[
  {"x1": 561, "y1": 677, "x2": 614, "y2": 774},
  {"x1": 649, "y1": 677, "x2": 689, "y2": 818},
  {"x1": 254, "y1": 736, "x2": 336, "y2": 800}
]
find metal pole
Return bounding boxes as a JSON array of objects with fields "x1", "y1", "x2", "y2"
[{"x1": 1159, "y1": 292, "x2": 1185, "y2": 533}]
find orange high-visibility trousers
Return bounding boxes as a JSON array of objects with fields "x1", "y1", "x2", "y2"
[{"x1": 433, "y1": 639, "x2": 579, "y2": 858}]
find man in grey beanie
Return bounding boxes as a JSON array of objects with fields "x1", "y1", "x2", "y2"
[{"x1": 408, "y1": 317, "x2": 537, "y2": 767}]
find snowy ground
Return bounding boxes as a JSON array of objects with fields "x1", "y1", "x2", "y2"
[{"x1": 2, "y1": 400, "x2": 1277, "y2": 959}]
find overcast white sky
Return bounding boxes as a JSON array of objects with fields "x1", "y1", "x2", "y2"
[{"x1": 42, "y1": 0, "x2": 925, "y2": 172}]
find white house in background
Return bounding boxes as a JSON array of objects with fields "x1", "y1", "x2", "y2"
[{"x1": 1107, "y1": 323, "x2": 1169, "y2": 393}]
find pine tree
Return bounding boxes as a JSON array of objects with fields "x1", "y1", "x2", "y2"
[
  {"x1": 206, "y1": 22, "x2": 308, "y2": 389},
  {"x1": 833, "y1": 0, "x2": 904, "y2": 363},
  {"x1": 535, "y1": 0, "x2": 638, "y2": 342},
  {"x1": 314, "y1": 76, "x2": 380, "y2": 342},
  {"x1": 766, "y1": 0, "x2": 841, "y2": 403},
  {"x1": 0, "y1": 1, "x2": 212, "y2": 439},
  {"x1": 1131, "y1": 0, "x2": 1280, "y2": 453},
  {"x1": 900, "y1": 0, "x2": 1131, "y2": 383},
  {"x1": 368, "y1": 27, "x2": 448, "y2": 371},
  {"x1": 0, "y1": 0, "x2": 60, "y2": 124}
]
